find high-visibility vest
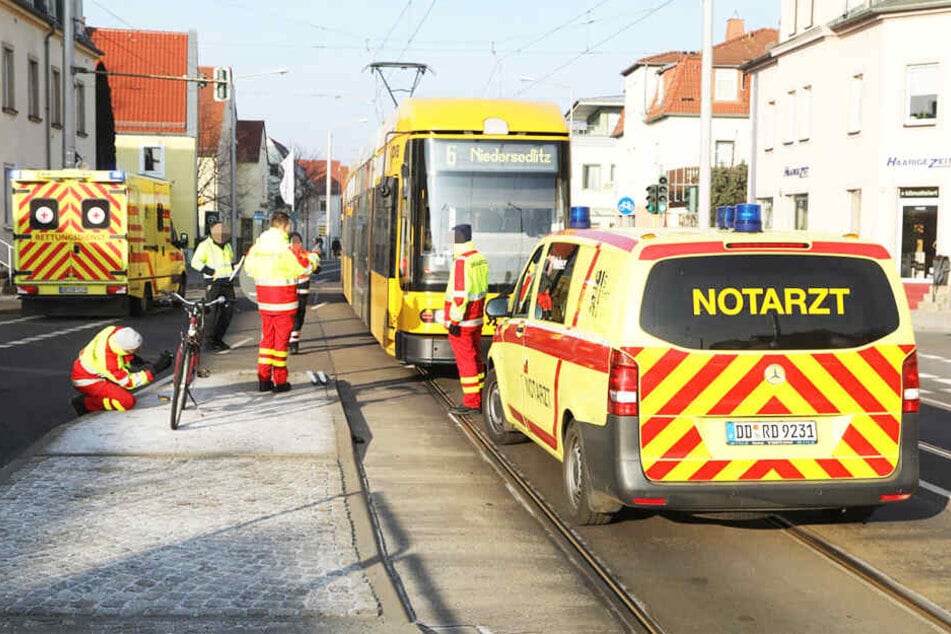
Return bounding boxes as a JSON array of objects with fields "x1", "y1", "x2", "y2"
[
  {"x1": 291, "y1": 245, "x2": 322, "y2": 295},
  {"x1": 245, "y1": 228, "x2": 308, "y2": 314},
  {"x1": 71, "y1": 326, "x2": 153, "y2": 389},
  {"x1": 444, "y1": 241, "x2": 489, "y2": 327},
  {"x1": 191, "y1": 237, "x2": 235, "y2": 281}
]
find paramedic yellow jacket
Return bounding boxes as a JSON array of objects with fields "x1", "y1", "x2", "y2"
[
  {"x1": 191, "y1": 237, "x2": 235, "y2": 281},
  {"x1": 244, "y1": 228, "x2": 308, "y2": 314},
  {"x1": 71, "y1": 326, "x2": 153, "y2": 389},
  {"x1": 443, "y1": 240, "x2": 489, "y2": 327}
]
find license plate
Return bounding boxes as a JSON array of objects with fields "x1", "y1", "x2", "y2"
[
  {"x1": 59, "y1": 286, "x2": 88, "y2": 294},
  {"x1": 726, "y1": 421, "x2": 817, "y2": 445}
]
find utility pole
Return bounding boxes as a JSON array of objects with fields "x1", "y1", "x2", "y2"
[
  {"x1": 699, "y1": 0, "x2": 713, "y2": 227},
  {"x1": 63, "y1": 0, "x2": 76, "y2": 168},
  {"x1": 325, "y1": 130, "x2": 332, "y2": 243}
]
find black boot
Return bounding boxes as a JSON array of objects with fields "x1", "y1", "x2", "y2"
[
  {"x1": 258, "y1": 380, "x2": 274, "y2": 392},
  {"x1": 70, "y1": 395, "x2": 87, "y2": 417},
  {"x1": 288, "y1": 341, "x2": 299, "y2": 355}
]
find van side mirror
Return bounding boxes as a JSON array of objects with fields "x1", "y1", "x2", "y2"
[
  {"x1": 173, "y1": 232, "x2": 188, "y2": 249},
  {"x1": 485, "y1": 295, "x2": 511, "y2": 324}
]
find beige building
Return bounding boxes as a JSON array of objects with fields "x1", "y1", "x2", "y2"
[
  {"x1": 1, "y1": 0, "x2": 99, "y2": 247},
  {"x1": 746, "y1": 0, "x2": 950, "y2": 286}
]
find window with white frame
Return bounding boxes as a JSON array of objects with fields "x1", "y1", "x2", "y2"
[
  {"x1": 848, "y1": 74, "x2": 863, "y2": 134},
  {"x1": 848, "y1": 189, "x2": 862, "y2": 234},
  {"x1": 51, "y1": 67, "x2": 62, "y2": 126},
  {"x1": 784, "y1": 90, "x2": 796, "y2": 144},
  {"x1": 794, "y1": 194, "x2": 808, "y2": 230},
  {"x1": 715, "y1": 140, "x2": 734, "y2": 167},
  {"x1": 28, "y1": 58, "x2": 39, "y2": 119},
  {"x1": 798, "y1": 86, "x2": 811, "y2": 141},
  {"x1": 798, "y1": 0, "x2": 814, "y2": 30},
  {"x1": 76, "y1": 82, "x2": 86, "y2": 135},
  {"x1": 1, "y1": 45, "x2": 14, "y2": 112},
  {"x1": 906, "y1": 63, "x2": 938, "y2": 125},
  {"x1": 714, "y1": 69, "x2": 738, "y2": 101},
  {"x1": 655, "y1": 70, "x2": 664, "y2": 105},
  {"x1": 609, "y1": 163, "x2": 616, "y2": 186},
  {"x1": 582, "y1": 164, "x2": 601, "y2": 190},
  {"x1": 140, "y1": 145, "x2": 166, "y2": 177},
  {"x1": 764, "y1": 100, "x2": 775, "y2": 150}
]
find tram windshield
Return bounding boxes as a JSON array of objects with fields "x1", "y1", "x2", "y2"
[{"x1": 412, "y1": 138, "x2": 567, "y2": 292}]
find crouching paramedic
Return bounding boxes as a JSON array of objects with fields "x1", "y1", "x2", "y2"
[
  {"x1": 70, "y1": 326, "x2": 172, "y2": 415},
  {"x1": 444, "y1": 224, "x2": 489, "y2": 415},
  {"x1": 244, "y1": 212, "x2": 308, "y2": 393}
]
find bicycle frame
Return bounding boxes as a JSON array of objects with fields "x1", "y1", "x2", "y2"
[{"x1": 165, "y1": 291, "x2": 225, "y2": 429}]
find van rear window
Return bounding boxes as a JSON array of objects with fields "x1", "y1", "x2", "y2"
[{"x1": 640, "y1": 255, "x2": 900, "y2": 350}]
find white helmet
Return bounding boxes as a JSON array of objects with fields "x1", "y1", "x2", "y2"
[{"x1": 113, "y1": 327, "x2": 143, "y2": 353}]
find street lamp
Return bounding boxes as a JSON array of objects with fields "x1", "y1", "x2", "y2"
[{"x1": 519, "y1": 75, "x2": 575, "y2": 138}]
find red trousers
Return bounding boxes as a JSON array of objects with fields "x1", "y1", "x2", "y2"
[
  {"x1": 74, "y1": 379, "x2": 137, "y2": 412},
  {"x1": 449, "y1": 326, "x2": 484, "y2": 408},
  {"x1": 258, "y1": 312, "x2": 294, "y2": 385}
]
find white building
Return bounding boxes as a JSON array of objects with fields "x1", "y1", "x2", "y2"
[
  {"x1": 1, "y1": 0, "x2": 99, "y2": 246},
  {"x1": 568, "y1": 96, "x2": 623, "y2": 227},
  {"x1": 746, "y1": 0, "x2": 950, "y2": 285},
  {"x1": 616, "y1": 19, "x2": 777, "y2": 226}
]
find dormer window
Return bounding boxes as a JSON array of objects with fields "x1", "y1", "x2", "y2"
[{"x1": 714, "y1": 69, "x2": 738, "y2": 101}]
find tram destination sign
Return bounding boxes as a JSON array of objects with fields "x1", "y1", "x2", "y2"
[{"x1": 432, "y1": 140, "x2": 559, "y2": 173}]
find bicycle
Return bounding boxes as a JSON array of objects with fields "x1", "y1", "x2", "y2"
[{"x1": 164, "y1": 290, "x2": 226, "y2": 430}]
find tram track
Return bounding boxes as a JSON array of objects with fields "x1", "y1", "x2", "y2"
[
  {"x1": 772, "y1": 516, "x2": 951, "y2": 631},
  {"x1": 420, "y1": 368, "x2": 665, "y2": 634},
  {"x1": 420, "y1": 368, "x2": 951, "y2": 633}
]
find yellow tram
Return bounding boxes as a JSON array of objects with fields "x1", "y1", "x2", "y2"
[{"x1": 342, "y1": 98, "x2": 570, "y2": 364}]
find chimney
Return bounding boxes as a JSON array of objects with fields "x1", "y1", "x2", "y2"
[{"x1": 726, "y1": 17, "x2": 745, "y2": 41}]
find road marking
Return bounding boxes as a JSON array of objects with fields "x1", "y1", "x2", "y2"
[
  {"x1": 935, "y1": 378, "x2": 951, "y2": 385},
  {"x1": 919, "y1": 372, "x2": 938, "y2": 379},
  {"x1": 0, "y1": 319, "x2": 113, "y2": 349},
  {"x1": 923, "y1": 395, "x2": 951, "y2": 410},
  {"x1": 0, "y1": 315, "x2": 42, "y2": 325},
  {"x1": 918, "y1": 353, "x2": 951, "y2": 363},
  {"x1": 920, "y1": 442, "x2": 951, "y2": 461},
  {"x1": 229, "y1": 337, "x2": 253, "y2": 349},
  {"x1": 920, "y1": 480, "x2": 951, "y2": 500}
]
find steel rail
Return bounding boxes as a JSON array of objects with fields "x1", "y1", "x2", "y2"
[
  {"x1": 420, "y1": 368, "x2": 665, "y2": 634},
  {"x1": 771, "y1": 515, "x2": 951, "y2": 631}
]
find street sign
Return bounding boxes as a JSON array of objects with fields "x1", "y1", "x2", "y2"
[{"x1": 617, "y1": 196, "x2": 635, "y2": 216}]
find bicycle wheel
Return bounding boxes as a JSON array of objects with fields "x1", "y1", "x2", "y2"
[{"x1": 169, "y1": 343, "x2": 192, "y2": 430}]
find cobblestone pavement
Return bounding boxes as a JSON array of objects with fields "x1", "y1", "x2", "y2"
[{"x1": 0, "y1": 370, "x2": 380, "y2": 628}]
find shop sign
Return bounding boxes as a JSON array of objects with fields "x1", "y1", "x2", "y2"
[
  {"x1": 783, "y1": 165, "x2": 809, "y2": 178},
  {"x1": 886, "y1": 155, "x2": 951, "y2": 169},
  {"x1": 899, "y1": 187, "x2": 939, "y2": 199}
]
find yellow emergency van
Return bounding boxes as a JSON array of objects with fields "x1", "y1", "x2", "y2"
[
  {"x1": 483, "y1": 204, "x2": 919, "y2": 525},
  {"x1": 11, "y1": 169, "x2": 188, "y2": 316}
]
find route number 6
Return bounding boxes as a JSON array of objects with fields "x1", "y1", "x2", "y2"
[{"x1": 446, "y1": 145, "x2": 456, "y2": 167}]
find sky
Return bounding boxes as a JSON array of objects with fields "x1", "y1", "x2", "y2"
[{"x1": 83, "y1": 0, "x2": 781, "y2": 163}]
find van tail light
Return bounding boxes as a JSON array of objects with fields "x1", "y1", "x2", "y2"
[
  {"x1": 608, "y1": 349, "x2": 639, "y2": 416},
  {"x1": 17, "y1": 285, "x2": 38, "y2": 295},
  {"x1": 106, "y1": 285, "x2": 127, "y2": 295},
  {"x1": 902, "y1": 350, "x2": 919, "y2": 413}
]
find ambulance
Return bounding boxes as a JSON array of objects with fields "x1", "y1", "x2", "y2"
[
  {"x1": 11, "y1": 169, "x2": 188, "y2": 316},
  {"x1": 483, "y1": 204, "x2": 919, "y2": 525}
]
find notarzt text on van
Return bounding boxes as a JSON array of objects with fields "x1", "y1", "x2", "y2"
[
  {"x1": 692, "y1": 287, "x2": 851, "y2": 316},
  {"x1": 523, "y1": 375, "x2": 552, "y2": 407}
]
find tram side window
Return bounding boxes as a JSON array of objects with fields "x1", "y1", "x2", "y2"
[{"x1": 534, "y1": 242, "x2": 579, "y2": 324}]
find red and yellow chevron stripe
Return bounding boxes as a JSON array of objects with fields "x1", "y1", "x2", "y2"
[
  {"x1": 15, "y1": 182, "x2": 126, "y2": 282},
  {"x1": 633, "y1": 344, "x2": 913, "y2": 483}
]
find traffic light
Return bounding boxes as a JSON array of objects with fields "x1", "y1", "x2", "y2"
[
  {"x1": 657, "y1": 176, "x2": 669, "y2": 214},
  {"x1": 646, "y1": 184, "x2": 658, "y2": 214},
  {"x1": 213, "y1": 66, "x2": 232, "y2": 102}
]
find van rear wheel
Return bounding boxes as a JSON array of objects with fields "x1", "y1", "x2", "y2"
[
  {"x1": 482, "y1": 367, "x2": 527, "y2": 445},
  {"x1": 563, "y1": 424, "x2": 614, "y2": 526}
]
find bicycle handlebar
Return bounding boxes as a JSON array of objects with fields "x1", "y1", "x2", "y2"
[{"x1": 162, "y1": 290, "x2": 227, "y2": 310}]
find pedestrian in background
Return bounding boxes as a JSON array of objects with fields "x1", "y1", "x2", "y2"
[
  {"x1": 288, "y1": 231, "x2": 322, "y2": 354},
  {"x1": 70, "y1": 326, "x2": 171, "y2": 415},
  {"x1": 331, "y1": 237, "x2": 341, "y2": 260},
  {"x1": 444, "y1": 223, "x2": 489, "y2": 414},
  {"x1": 244, "y1": 212, "x2": 308, "y2": 393},
  {"x1": 190, "y1": 221, "x2": 235, "y2": 351}
]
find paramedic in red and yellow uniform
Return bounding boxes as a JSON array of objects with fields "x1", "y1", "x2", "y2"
[
  {"x1": 70, "y1": 326, "x2": 171, "y2": 414},
  {"x1": 287, "y1": 231, "x2": 322, "y2": 354},
  {"x1": 444, "y1": 224, "x2": 489, "y2": 414},
  {"x1": 244, "y1": 212, "x2": 308, "y2": 393}
]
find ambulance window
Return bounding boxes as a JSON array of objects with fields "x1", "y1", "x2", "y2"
[
  {"x1": 513, "y1": 245, "x2": 544, "y2": 317},
  {"x1": 535, "y1": 242, "x2": 579, "y2": 324},
  {"x1": 640, "y1": 254, "x2": 900, "y2": 350}
]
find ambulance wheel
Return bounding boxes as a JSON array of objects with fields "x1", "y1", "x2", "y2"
[
  {"x1": 176, "y1": 274, "x2": 187, "y2": 298},
  {"x1": 563, "y1": 424, "x2": 614, "y2": 526},
  {"x1": 482, "y1": 367, "x2": 526, "y2": 445},
  {"x1": 130, "y1": 284, "x2": 153, "y2": 316}
]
